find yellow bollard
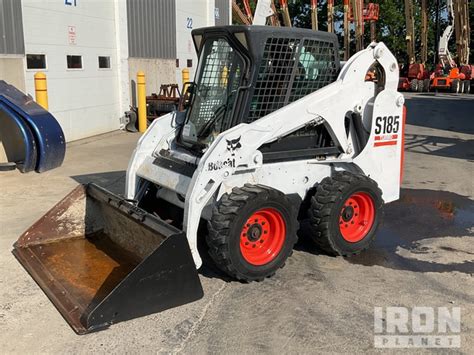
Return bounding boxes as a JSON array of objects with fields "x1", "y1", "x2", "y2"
[
  {"x1": 34, "y1": 72, "x2": 48, "y2": 110},
  {"x1": 137, "y1": 71, "x2": 147, "y2": 133},
  {"x1": 182, "y1": 68, "x2": 190, "y2": 93}
]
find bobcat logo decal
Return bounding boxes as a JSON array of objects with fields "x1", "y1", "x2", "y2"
[{"x1": 226, "y1": 136, "x2": 242, "y2": 156}]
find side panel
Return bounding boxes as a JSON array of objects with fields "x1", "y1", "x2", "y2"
[
  {"x1": 353, "y1": 90, "x2": 404, "y2": 202},
  {"x1": 218, "y1": 160, "x2": 333, "y2": 201}
]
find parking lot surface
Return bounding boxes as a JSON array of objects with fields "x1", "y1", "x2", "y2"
[{"x1": 0, "y1": 92, "x2": 473, "y2": 353}]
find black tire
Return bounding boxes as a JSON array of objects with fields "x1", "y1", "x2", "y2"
[
  {"x1": 417, "y1": 79, "x2": 424, "y2": 92},
  {"x1": 309, "y1": 171, "x2": 383, "y2": 256},
  {"x1": 410, "y1": 79, "x2": 419, "y2": 92},
  {"x1": 451, "y1": 79, "x2": 460, "y2": 93},
  {"x1": 423, "y1": 79, "x2": 431, "y2": 92},
  {"x1": 207, "y1": 184, "x2": 298, "y2": 282},
  {"x1": 463, "y1": 80, "x2": 471, "y2": 94}
]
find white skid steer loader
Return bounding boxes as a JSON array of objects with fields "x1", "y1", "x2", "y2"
[{"x1": 13, "y1": 26, "x2": 405, "y2": 334}]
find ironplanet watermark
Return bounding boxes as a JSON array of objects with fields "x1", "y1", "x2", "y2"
[{"x1": 374, "y1": 307, "x2": 461, "y2": 348}]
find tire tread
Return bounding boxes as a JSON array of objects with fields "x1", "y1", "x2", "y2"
[
  {"x1": 309, "y1": 171, "x2": 382, "y2": 256},
  {"x1": 207, "y1": 184, "x2": 297, "y2": 282}
]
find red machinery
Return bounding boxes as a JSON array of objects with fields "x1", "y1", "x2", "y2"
[
  {"x1": 347, "y1": 0, "x2": 379, "y2": 54},
  {"x1": 348, "y1": 1, "x2": 380, "y2": 40},
  {"x1": 431, "y1": 0, "x2": 472, "y2": 93},
  {"x1": 432, "y1": 65, "x2": 473, "y2": 93},
  {"x1": 398, "y1": 63, "x2": 430, "y2": 92},
  {"x1": 398, "y1": 0, "x2": 430, "y2": 92}
]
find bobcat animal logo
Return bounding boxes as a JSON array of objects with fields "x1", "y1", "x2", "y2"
[{"x1": 226, "y1": 136, "x2": 242, "y2": 156}]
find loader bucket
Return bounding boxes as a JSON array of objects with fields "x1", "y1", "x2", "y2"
[{"x1": 12, "y1": 183, "x2": 204, "y2": 334}]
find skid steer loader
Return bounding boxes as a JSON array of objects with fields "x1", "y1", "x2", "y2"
[{"x1": 13, "y1": 26, "x2": 405, "y2": 334}]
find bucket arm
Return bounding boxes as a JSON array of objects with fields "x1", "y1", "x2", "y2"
[
  {"x1": 253, "y1": 0, "x2": 274, "y2": 25},
  {"x1": 453, "y1": 0, "x2": 470, "y2": 65},
  {"x1": 351, "y1": 0, "x2": 364, "y2": 51},
  {"x1": 311, "y1": 0, "x2": 318, "y2": 31},
  {"x1": 232, "y1": 1, "x2": 251, "y2": 25},
  {"x1": 327, "y1": 0, "x2": 334, "y2": 33},
  {"x1": 269, "y1": 0, "x2": 281, "y2": 26},
  {"x1": 343, "y1": 0, "x2": 350, "y2": 60},
  {"x1": 404, "y1": 0, "x2": 416, "y2": 64},
  {"x1": 243, "y1": 0, "x2": 254, "y2": 23},
  {"x1": 438, "y1": 0, "x2": 456, "y2": 68},
  {"x1": 420, "y1": 0, "x2": 428, "y2": 65},
  {"x1": 280, "y1": 0, "x2": 292, "y2": 27}
]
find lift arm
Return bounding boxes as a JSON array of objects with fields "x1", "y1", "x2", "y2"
[
  {"x1": 453, "y1": 0, "x2": 470, "y2": 65},
  {"x1": 438, "y1": 0, "x2": 456, "y2": 68},
  {"x1": 420, "y1": 0, "x2": 428, "y2": 64},
  {"x1": 232, "y1": 1, "x2": 251, "y2": 25},
  {"x1": 243, "y1": 0, "x2": 254, "y2": 23},
  {"x1": 404, "y1": 0, "x2": 416, "y2": 64},
  {"x1": 351, "y1": 0, "x2": 364, "y2": 52},
  {"x1": 280, "y1": 0, "x2": 292, "y2": 27},
  {"x1": 269, "y1": 0, "x2": 281, "y2": 26},
  {"x1": 343, "y1": 0, "x2": 350, "y2": 60},
  {"x1": 311, "y1": 0, "x2": 318, "y2": 31},
  {"x1": 327, "y1": 0, "x2": 334, "y2": 33},
  {"x1": 253, "y1": 0, "x2": 274, "y2": 25}
]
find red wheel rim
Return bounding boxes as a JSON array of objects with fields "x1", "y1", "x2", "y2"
[
  {"x1": 240, "y1": 208, "x2": 286, "y2": 266},
  {"x1": 339, "y1": 192, "x2": 375, "y2": 243}
]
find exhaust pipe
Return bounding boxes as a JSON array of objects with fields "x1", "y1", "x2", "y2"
[{"x1": 13, "y1": 183, "x2": 203, "y2": 334}]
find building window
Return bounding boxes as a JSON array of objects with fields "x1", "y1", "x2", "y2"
[
  {"x1": 187, "y1": 59, "x2": 193, "y2": 68},
  {"x1": 67, "y1": 55, "x2": 83, "y2": 69},
  {"x1": 26, "y1": 54, "x2": 46, "y2": 70},
  {"x1": 98, "y1": 56, "x2": 111, "y2": 69},
  {"x1": 176, "y1": 59, "x2": 180, "y2": 68}
]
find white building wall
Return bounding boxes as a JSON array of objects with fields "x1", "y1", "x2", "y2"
[
  {"x1": 22, "y1": 0, "x2": 122, "y2": 142},
  {"x1": 17, "y1": 0, "x2": 229, "y2": 142},
  {"x1": 175, "y1": 0, "x2": 216, "y2": 87}
]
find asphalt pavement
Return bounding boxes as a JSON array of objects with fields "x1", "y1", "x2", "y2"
[{"x1": 0, "y1": 92, "x2": 473, "y2": 353}]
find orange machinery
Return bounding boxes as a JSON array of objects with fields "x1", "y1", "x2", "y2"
[
  {"x1": 431, "y1": 0, "x2": 472, "y2": 93},
  {"x1": 398, "y1": 0, "x2": 430, "y2": 92}
]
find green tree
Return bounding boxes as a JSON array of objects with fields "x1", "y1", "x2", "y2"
[
  {"x1": 470, "y1": 1, "x2": 474, "y2": 62},
  {"x1": 234, "y1": 1, "x2": 462, "y2": 68}
]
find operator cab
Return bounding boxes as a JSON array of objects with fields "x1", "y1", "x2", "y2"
[{"x1": 179, "y1": 26, "x2": 341, "y2": 158}]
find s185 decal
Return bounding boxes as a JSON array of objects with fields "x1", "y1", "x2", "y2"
[{"x1": 375, "y1": 115, "x2": 400, "y2": 134}]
